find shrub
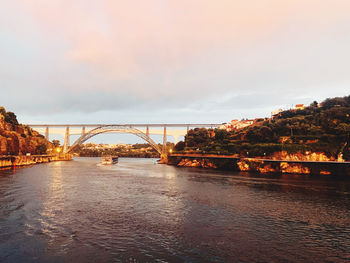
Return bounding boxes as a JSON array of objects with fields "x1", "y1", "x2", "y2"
[
  {"x1": 4, "y1": 111, "x2": 19, "y2": 127},
  {"x1": 174, "y1": 141, "x2": 185, "y2": 151},
  {"x1": 35, "y1": 143, "x2": 47, "y2": 155}
]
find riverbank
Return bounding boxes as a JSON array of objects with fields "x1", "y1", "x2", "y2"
[
  {"x1": 0, "y1": 154, "x2": 72, "y2": 169},
  {"x1": 168, "y1": 154, "x2": 350, "y2": 175}
]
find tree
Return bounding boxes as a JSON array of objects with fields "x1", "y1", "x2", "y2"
[
  {"x1": 35, "y1": 143, "x2": 47, "y2": 155},
  {"x1": 259, "y1": 126, "x2": 274, "y2": 141},
  {"x1": 0, "y1": 107, "x2": 6, "y2": 116},
  {"x1": 310, "y1": 101, "x2": 318, "y2": 107},
  {"x1": 174, "y1": 141, "x2": 185, "y2": 151},
  {"x1": 335, "y1": 123, "x2": 350, "y2": 134},
  {"x1": 214, "y1": 128, "x2": 229, "y2": 142},
  {"x1": 322, "y1": 95, "x2": 350, "y2": 108},
  {"x1": 185, "y1": 128, "x2": 210, "y2": 147},
  {"x1": 52, "y1": 140, "x2": 60, "y2": 147},
  {"x1": 4, "y1": 111, "x2": 19, "y2": 127},
  {"x1": 6, "y1": 112, "x2": 17, "y2": 124}
]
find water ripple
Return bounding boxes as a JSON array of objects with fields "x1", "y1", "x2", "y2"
[{"x1": 0, "y1": 157, "x2": 349, "y2": 262}]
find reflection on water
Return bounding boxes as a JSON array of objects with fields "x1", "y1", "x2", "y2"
[{"x1": 0, "y1": 157, "x2": 350, "y2": 262}]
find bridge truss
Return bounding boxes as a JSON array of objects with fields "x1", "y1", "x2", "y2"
[
  {"x1": 68, "y1": 125, "x2": 163, "y2": 156},
  {"x1": 26, "y1": 123, "x2": 221, "y2": 160}
]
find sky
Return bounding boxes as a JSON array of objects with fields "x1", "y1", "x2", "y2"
[{"x1": 1, "y1": 0, "x2": 350, "y2": 143}]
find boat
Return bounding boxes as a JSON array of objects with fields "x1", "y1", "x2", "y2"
[{"x1": 101, "y1": 156, "x2": 118, "y2": 165}]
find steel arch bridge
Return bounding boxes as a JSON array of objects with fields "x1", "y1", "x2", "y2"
[
  {"x1": 67, "y1": 125, "x2": 164, "y2": 156},
  {"x1": 26, "y1": 123, "x2": 221, "y2": 161}
]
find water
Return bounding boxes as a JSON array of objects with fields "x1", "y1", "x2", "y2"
[{"x1": 0, "y1": 158, "x2": 350, "y2": 262}]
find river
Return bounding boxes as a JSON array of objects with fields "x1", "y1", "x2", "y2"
[{"x1": 0, "y1": 157, "x2": 350, "y2": 262}]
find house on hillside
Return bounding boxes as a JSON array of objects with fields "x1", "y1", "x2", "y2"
[
  {"x1": 219, "y1": 119, "x2": 254, "y2": 131},
  {"x1": 271, "y1": 109, "x2": 283, "y2": 119},
  {"x1": 295, "y1": 104, "x2": 305, "y2": 110}
]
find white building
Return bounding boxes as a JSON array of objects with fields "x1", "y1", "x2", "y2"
[
  {"x1": 271, "y1": 109, "x2": 283, "y2": 118},
  {"x1": 219, "y1": 119, "x2": 254, "y2": 131}
]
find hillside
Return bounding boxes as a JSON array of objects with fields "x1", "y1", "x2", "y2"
[
  {"x1": 74, "y1": 143, "x2": 160, "y2": 158},
  {"x1": 175, "y1": 95, "x2": 350, "y2": 161},
  {"x1": 0, "y1": 107, "x2": 53, "y2": 155}
]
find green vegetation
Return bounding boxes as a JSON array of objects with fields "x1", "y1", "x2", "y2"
[
  {"x1": 175, "y1": 95, "x2": 350, "y2": 160},
  {"x1": 35, "y1": 143, "x2": 48, "y2": 155}
]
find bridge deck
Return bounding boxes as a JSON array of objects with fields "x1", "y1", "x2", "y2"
[{"x1": 25, "y1": 124, "x2": 221, "y2": 128}]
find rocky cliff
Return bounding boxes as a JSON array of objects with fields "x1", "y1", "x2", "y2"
[
  {"x1": 168, "y1": 154, "x2": 350, "y2": 175},
  {"x1": 0, "y1": 108, "x2": 53, "y2": 155}
]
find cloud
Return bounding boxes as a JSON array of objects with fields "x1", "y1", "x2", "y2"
[{"x1": 0, "y1": 0, "x2": 350, "y2": 122}]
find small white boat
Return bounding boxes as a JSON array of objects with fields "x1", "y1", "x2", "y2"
[{"x1": 101, "y1": 156, "x2": 118, "y2": 165}]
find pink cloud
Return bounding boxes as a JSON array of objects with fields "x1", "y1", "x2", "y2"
[{"x1": 3, "y1": 0, "x2": 350, "y2": 105}]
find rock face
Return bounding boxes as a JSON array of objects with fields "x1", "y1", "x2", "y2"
[
  {"x1": 0, "y1": 112, "x2": 53, "y2": 155},
  {"x1": 168, "y1": 154, "x2": 350, "y2": 175},
  {"x1": 271, "y1": 151, "x2": 333, "y2": 162},
  {"x1": 178, "y1": 158, "x2": 217, "y2": 169}
]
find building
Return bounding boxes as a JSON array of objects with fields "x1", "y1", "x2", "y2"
[
  {"x1": 271, "y1": 109, "x2": 283, "y2": 119},
  {"x1": 295, "y1": 104, "x2": 305, "y2": 110},
  {"x1": 219, "y1": 119, "x2": 254, "y2": 131}
]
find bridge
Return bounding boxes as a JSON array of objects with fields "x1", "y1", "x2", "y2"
[{"x1": 26, "y1": 124, "x2": 220, "y2": 160}]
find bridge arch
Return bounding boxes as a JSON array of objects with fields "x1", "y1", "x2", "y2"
[{"x1": 67, "y1": 125, "x2": 163, "y2": 155}]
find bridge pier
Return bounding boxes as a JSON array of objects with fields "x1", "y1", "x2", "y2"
[
  {"x1": 160, "y1": 126, "x2": 168, "y2": 162},
  {"x1": 45, "y1": 126, "x2": 49, "y2": 141},
  {"x1": 162, "y1": 126, "x2": 167, "y2": 153},
  {"x1": 63, "y1": 127, "x2": 70, "y2": 152}
]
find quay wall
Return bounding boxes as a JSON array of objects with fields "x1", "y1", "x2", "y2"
[
  {"x1": 167, "y1": 154, "x2": 350, "y2": 175},
  {"x1": 0, "y1": 154, "x2": 72, "y2": 169}
]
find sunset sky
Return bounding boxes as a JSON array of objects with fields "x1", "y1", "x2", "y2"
[{"x1": 1, "y1": 0, "x2": 350, "y2": 128}]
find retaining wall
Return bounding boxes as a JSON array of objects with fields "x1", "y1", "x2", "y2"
[{"x1": 0, "y1": 154, "x2": 72, "y2": 169}]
